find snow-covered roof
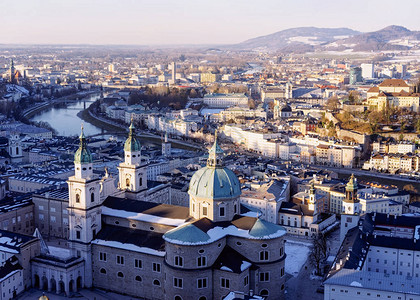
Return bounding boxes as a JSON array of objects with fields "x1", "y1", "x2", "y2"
[{"x1": 163, "y1": 217, "x2": 286, "y2": 246}]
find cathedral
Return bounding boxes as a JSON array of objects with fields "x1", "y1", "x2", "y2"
[{"x1": 29, "y1": 123, "x2": 287, "y2": 300}]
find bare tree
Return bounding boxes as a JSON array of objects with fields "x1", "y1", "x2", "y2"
[{"x1": 309, "y1": 233, "x2": 328, "y2": 276}]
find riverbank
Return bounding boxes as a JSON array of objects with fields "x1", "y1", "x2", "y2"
[
  {"x1": 24, "y1": 90, "x2": 99, "y2": 119},
  {"x1": 78, "y1": 105, "x2": 202, "y2": 151},
  {"x1": 77, "y1": 109, "x2": 126, "y2": 133}
]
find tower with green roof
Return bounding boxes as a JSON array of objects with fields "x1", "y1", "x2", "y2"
[
  {"x1": 118, "y1": 121, "x2": 147, "y2": 195},
  {"x1": 188, "y1": 132, "x2": 241, "y2": 222},
  {"x1": 340, "y1": 174, "x2": 361, "y2": 243},
  {"x1": 67, "y1": 126, "x2": 101, "y2": 288}
]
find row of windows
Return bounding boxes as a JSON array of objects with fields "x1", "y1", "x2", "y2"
[
  {"x1": 331, "y1": 288, "x2": 407, "y2": 299},
  {"x1": 99, "y1": 268, "x2": 159, "y2": 285}
]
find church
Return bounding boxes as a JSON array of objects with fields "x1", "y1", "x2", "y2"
[{"x1": 27, "y1": 123, "x2": 287, "y2": 299}]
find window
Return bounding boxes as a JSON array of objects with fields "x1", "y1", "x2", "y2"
[
  {"x1": 259, "y1": 250, "x2": 269, "y2": 261},
  {"x1": 135, "y1": 276, "x2": 142, "y2": 282},
  {"x1": 51, "y1": 216, "x2": 56, "y2": 223},
  {"x1": 153, "y1": 263, "x2": 161, "y2": 273},
  {"x1": 117, "y1": 272, "x2": 124, "y2": 278},
  {"x1": 91, "y1": 193, "x2": 95, "y2": 203},
  {"x1": 134, "y1": 259, "x2": 142, "y2": 269},
  {"x1": 219, "y1": 206, "x2": 225, "y2": 217},
  {"x1": 39, "y1": 214, "x2": 44, "y2": 221},
  {"x1": 173, "y1": 277, "x2": 183, "y2": 288},
  {"x1": 280, "y1": 247, "x2": 284, "y2": 256},
  {"x1": 244, "y1": 275, "x2": 249, "y2": 286},
  {"x1": 197, "y1": 256, "x2": 207, "y2": 267},
  {"x1": 153, "y1": 279, "x2": 160, "y2": 286},
  {"x1": 99, "y1": 252, "x2": 107, "y2": 262},
  {"x1": 259, "y1": 272, "x2": 270, "y2": 282},
  {"x1": 116, "y1": 255, "x2": 124, "y2": 265},
  {"x1": 221, "y1": 278, "x2": 230, "y2": 288},
  {"x1": 50, "y1": 207, "x2": 56, "y2": 213},
  {"x1": 202, "y1": 206, "x2": 208, "y2": 216},
  {"x1": 281, "y1": 267, "x2": 285, "y2": 277},
  {"x1": 174, "y1": 256, "x2": 183, "y2": 267},
  {"x1": 39, "y1": 205, "x2": 44, "y2": 210},
  {"x1": 76, "y1": 194, "x2": 80, "y2": 203},
  {"x1": 197, "y1": 278, "x2": 208, "y2": 289},
  {"x1": 260, "y1": 289, "x2": 269, "y2": 296},
  {"x1": 100, "y1": 268, "x2": 106, "y2": 274},
  {"x1": 76, "y1": 231, "x2": 81, "y2": 239}
]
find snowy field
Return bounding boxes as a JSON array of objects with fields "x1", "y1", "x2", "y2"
[{"x1": 285, "y1": 240, "x2": 311, "y2": 277}]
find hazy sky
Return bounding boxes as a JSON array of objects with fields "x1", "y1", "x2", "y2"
[{"x1": 1, "y1": 0, "x2": 419, "y2": 45}]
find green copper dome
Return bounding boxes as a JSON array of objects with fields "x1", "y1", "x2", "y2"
[
  {"x1": 189, "y1": 134, "x2": 241, "y2": 200},
  {"x1": 124, "y1": 122, "x2": 141, "y2": 152},
  {"x1": 74, "y1": 127, "x2": 92, "y2": 164}
]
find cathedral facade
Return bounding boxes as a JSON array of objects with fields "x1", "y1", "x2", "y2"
[{"x1": 31, "y1": 124, "x2": 287, "y2": 299}]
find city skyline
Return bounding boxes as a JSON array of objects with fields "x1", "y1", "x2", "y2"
[{"x1": 1, "y1": 0, "x2": 420, "y2": 45}]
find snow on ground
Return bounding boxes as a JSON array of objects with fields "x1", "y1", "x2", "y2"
[
  {"x1": 48, "y1": 246, "x2": 71, "y2": 259},
  {"x1": 285, "y1": 240, "x2": 311, "y2": 277}
]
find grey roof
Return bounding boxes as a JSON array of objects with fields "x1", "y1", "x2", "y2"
[
  {"x1": 325, "y1": 268, "x2": 420, "y2": 295},
  {"x1": 103, "y1": 196, "x2": 191, "y2": 221}
]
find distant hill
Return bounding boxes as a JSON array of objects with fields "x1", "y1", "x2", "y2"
[
  {"x1": 233, "y1": 25, "x2": 420, "y2": 53},
  {"x1": 322, "y1": 25, "x2": 420, "y2": 52},
  {"x1": 234, "y1": 27, "x2": 360, "y2": 52}
]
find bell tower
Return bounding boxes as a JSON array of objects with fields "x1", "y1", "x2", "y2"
[
  {"x1": 9, "y1": 59, "x2": 16, "y2": 84},
  {"x1": 162, "y1": 132, "x2": 171, "y2": 157},
  {"x1": 118, "y1": 121, "x2": 147, "y2": 196},
  {"x1": 340, "y1": 174, "x2": 361, "y2": 242},
  {"x1": 67, "y1": 126, "x2": 101, "y2": 288}
]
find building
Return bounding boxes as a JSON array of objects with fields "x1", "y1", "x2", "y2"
[
  {"x1": 240, "y1": 179, "x2": 290, "y2": 224},
  {"x1": 202, "y1": 93, "x2": 249, "y2": 108},
  {"x1": 324, "y1": 212, "x2": 420, "y2": 300},
  {"x1": 278, "y1": 183, "x2": 336, "y2": 237},
  {"x1": 25, "y1": 125, "x2": 287, "y2": 299},
  {"x1": 349, "y1": 67, "x2": 362, "y2": 85},
  {"x1": 361, "y1": 63, "x2": 374, "y2": 79},
  {"x1": 366, "y1": 79, "x2": 420, "y2": 112}
]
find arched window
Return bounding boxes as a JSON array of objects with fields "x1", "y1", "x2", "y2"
[
  {"x1": 140, "y1": 177, "x2": 143, "y2": 186},
  {"x1": 91, "y1": 192, "x2": 94, "y2": 203},
  {"x1": 153, "y1": 279, "x2": 160, "y2": 286},
  {"x1": 175, "y1": 296, "x2": 182, "y2": 300},
  {"x1": 100, "y1": 268, "x2": 106, "y2": 274},
  {"x1": 126, "y1": 178, "x2": 130, "y2": 188},
  {"x1": 76, "y1": 194, "x2": 80, "y2": 203},
  {"x1": 199, "y1": 297, "x2": 207, "y2": 300},
  {"x1": 117, "y1": 272, "x2": 124, "y2": 278},
  {"x1": 15, "y1": 147, "x2": 18, "y2": 155},
  {"x1": 260, "y1": 289, "x2": 269, "y2": 296},
  {"x1": 135, "y1": 276, "x2": 142, "y2": 282}
]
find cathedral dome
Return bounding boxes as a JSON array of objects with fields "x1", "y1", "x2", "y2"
[
  {"x1": 124, "y1": 122, "x2": 141, "y2": 152},
  {"x1": 74, "y1": 127, "x2": 92, "y2": 164},
  {"x1": 188, "y1": 135, "x2": 241, "y2": 200}
]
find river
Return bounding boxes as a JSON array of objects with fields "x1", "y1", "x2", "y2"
[{"x1": 31, "y1": 93, "x2": 103, "y2": 137}]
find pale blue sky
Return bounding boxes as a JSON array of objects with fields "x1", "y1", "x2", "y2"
[{"x1": 1, "y1": 0, "x2": 419, "y2": 45}]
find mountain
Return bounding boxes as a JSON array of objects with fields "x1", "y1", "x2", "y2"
[
  {"x1": 322, "y1": 25, "x2": 420, "y2": 52},
  {"x1": 234, "y1": 27, "x2": 361, "y2": 52}
]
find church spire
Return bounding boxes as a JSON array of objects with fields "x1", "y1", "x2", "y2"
[
  {"x1": 124, "y1": 119, "x2": 141, "y2": 153},
  {"x1": 10, "y1": 58, "x2": 15, "y2": 84},
  {"x1": 74, "y1": 125, "x2": 92, "y2": 164}
]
